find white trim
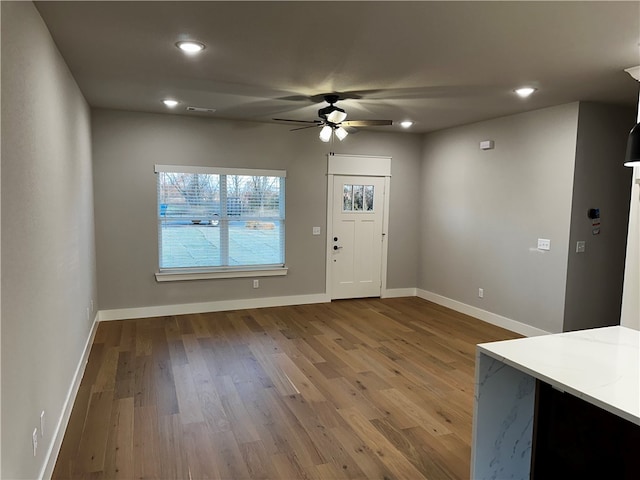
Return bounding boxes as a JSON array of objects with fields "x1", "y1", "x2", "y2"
[
  {"x1": 416, "y1": 289, "x2": 550, "y2": 337},
  {"x1": 98, "y1": 289, "x2": 551, "y2": 336},
  {"x1": 155, "y1": 266, "x2": 288, "y2": 282},
  {"x1": 40, "y1": 314, "x2": 99, "y2": 480},
  {"x1": 327, "y1": 154, "x2": 392, "y2": 176},
  {"x1": 382, "y1": 287, "x2": 418, "y2": 298},
  {"x1": 154, "y1": 164, "x2": 286, "y2": 177},
  {"x1": 380, "y1": 176, "x2": 391, "y2": 295},
  {"x1": 326, "y1": 174, "x2": 335, "y2": 298},
  {"x1": 98, "y1": 293, "x2": 331, "y2": 321}
]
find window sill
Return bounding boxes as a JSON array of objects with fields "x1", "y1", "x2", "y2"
[{"x1": 155, "y1": 266, "x2": 288, "y2": 282}]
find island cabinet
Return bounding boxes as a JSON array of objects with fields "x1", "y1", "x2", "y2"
[{"x1": 471, "y1": 326, "x2": 640, "y2": 479}]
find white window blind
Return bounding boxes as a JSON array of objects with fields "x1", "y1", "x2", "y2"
[{"x1": 156, "y1": 165, "x2": 286, "y2": 272}]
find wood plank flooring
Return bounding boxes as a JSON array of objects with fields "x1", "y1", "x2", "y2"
[{"x1": 52, "y1": 297, "x2": 520, "y2": 479}]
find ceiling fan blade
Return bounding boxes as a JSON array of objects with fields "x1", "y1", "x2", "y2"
[
  {"x1": 273, "y1": 118, "x2": 321, "y2": 124},
  {"x1": 290, "y1": 124, "x2": 322, "y2": 131},
  {"x1": 341, "y1": 120, "x2": 393, "y2": 127}
]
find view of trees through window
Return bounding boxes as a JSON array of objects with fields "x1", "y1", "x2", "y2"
[
  {"x1": 343, "y1": 184, "x2": 375, "y2": 212},
  {"x1": 157, "y1": 171, "x2": 285, "y2": 269}
]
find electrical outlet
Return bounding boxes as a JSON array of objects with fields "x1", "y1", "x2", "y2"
[
  {"x1": 253, "y1": 279, "x2": 259, "y2": 289},
  {"x1": 32, "y1": 428, "x2": 38, "y2": 456},
  {"x1": 312, "y1": 226, "x2": 321, "y2": 236},
  {"x1": 40, "y1": 411, "x2": 45, "y2": 437},
  {"x1": 478, "y1": 288, "x2": 484, "y2": 298}
]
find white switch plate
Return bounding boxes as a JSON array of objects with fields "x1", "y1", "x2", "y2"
[
  {"x1": 312, "y1": 227, "x2": 321, "y2": 236},
  {"x1": 478, "y1": 288, "x2": 484, "y2": 298},
  {"x1": 576, "y1": 241, "x2": 586, "y2": 253},
  {"x1": 537, "y1": 238, "x2": 551, "y2": 250},
  {"x1": 253, "y1": 279, "x2": 259, "y2": 289}
]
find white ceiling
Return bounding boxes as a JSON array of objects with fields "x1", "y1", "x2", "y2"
[{"x1": 35, "y1": 1, "x2": 640, "y2": 133}]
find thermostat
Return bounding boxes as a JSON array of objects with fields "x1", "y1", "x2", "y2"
[{"x1": 587, "y1": 208, "x2": 600, "y2": 219}]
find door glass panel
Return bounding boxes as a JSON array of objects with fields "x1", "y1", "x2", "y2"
[
  {"x1": 343, "y1": 184, "x2": 375, "y2": 212},
  {"x1": 353, "y1": 185, "x2": 364, "y2": 211},
  {"x1": 365, "y1": 185, "x2": 374, "y2": 211},
  {"x1": 343, "y1": 184, "x2": 353, "y2": 211}
]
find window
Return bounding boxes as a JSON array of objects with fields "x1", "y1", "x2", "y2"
[
  {"x1": 155, "y1": 165, "x2": 286, "y2": 278},
  {"x1": 343, "y1": 184, "x2": 375, "y2": 212}
]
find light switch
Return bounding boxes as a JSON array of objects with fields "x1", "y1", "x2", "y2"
[
  {"x1": 312, "y1": 227, "x2": 321, "y2": 236},
  {"x1": 576, "y1": 241, "x2": 586, "y2": 253},
  {"x1": 537, "y1": 238, "x2": 551, "y2": 251}
]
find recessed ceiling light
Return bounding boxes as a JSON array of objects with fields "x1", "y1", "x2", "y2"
[
  {"x1": 176, "y1": 41, "x2": 205, "y2": 54},
  {"x1": 162, "y1": 99, "x2": 179, "y2": 108},
  {"x1": 515, "y1": 87, "x2": 536, "y2": 98},
  {"x1": 400, "y1": 121, "x2": 414, "y2": 129}
]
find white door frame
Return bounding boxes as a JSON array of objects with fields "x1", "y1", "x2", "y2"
[{"x1": 326, "y1": 154, "x2": 391, "y2": 299}]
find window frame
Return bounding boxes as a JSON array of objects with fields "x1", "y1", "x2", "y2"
[{"x1": 154, "y1": 164, "x2": 287, "y2": 281}]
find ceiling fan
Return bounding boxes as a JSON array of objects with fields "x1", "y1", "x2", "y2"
[{"x1": 273, "y1": 94, "x2": 393, "y2": 142}]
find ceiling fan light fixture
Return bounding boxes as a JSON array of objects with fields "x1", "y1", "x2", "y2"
[
  {"x1": 327, "y1": 109, "x2": 347, "y2": 124},
  {"x1": 335, "y1": 127, "x2": 349, "y2": 141},
  {"x1": 176, "y1": 41, "x2": 205, "y2": 54},
  {"x1": 624, "y1": 122, "x2": 640, "y2": 167},
  {"x1": 319, "y1": 125, "x2": 333, "y2": 142}
]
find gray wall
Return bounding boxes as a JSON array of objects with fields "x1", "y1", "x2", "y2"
[
  {"x1": 92, "y1": 109, "x2": 421, "y2": 311},
  {"x1": 419, "y1": 103, "x2": 580, "y2": 333},
  {"x1": 1, "y1": 2, "x2": 97, "y2": 478},
  {"x1": 0, "y1": 4, "x2": 633, "y2": 478},
  {"x1": 563, "y1": 103, "x2": 634, "y2": 331}
]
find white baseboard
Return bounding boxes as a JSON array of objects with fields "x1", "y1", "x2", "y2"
[
  {"x1": 40, "y1": 314, "x2": 99, "y2": 480},
  {"x1": 98, "y1": 290, "x2": 550, "y2": 338},
  {"x1": 416, "y1": 289, "x2": 550, "y2": 337},
  {"x1": 382, "y1": 287, "x2": 417, "y2": 298},
  {"x1": 98, "y1": 293, "x2": 331, "y2": 321}
]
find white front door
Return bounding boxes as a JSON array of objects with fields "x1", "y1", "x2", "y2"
[{"x1": 330, "y1": 175, "x2": 385, "y2": 299}]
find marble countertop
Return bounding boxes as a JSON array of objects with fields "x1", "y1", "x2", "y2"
[{"x1": 478, "y1": 326, "x2": 640, "y2": 425}]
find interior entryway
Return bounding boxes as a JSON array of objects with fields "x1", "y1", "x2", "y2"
[
  {"x1": 326, "y1": 155, "x2": 391, "y2": 300},
  {"x1": 330, "y1": 175, "x2": 386, "y2": 299}
]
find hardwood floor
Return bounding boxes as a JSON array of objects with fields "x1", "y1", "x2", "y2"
[{"x1": 52, "y1": 297, "x2": 520, "y2": 479}]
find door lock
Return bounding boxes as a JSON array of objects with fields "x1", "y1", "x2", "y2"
[{"x1": 333, "y1": 245, "x2": 343, "y2": 250}]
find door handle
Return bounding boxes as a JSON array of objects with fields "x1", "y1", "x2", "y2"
[{"x1": 333, "y1": 245, "x2": 342, "y2": 250}]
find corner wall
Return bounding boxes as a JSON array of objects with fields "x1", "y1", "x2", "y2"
[
  {"x1": 419, "y1": 103, "x2": 580, "y2": 333},
  {"x1": 563, "y1": 103, "x2": 634, "y2": 332},
  {"x1": 1, "y1": 2, "x2": 97, "y2": 478},
  {"x1": 621, "y1": 168, "x2": 640, "y2": 330},
  {"x1": 621, "y1": 92, "x2": 640, "y2": 331}
]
